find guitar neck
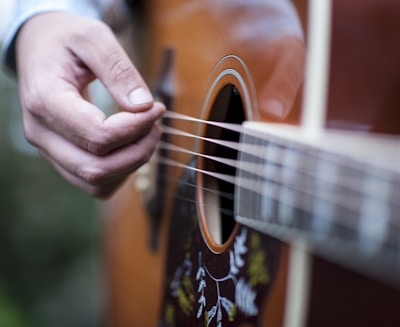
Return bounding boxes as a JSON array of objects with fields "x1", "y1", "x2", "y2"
[{"x1": 235, "y1": 121, "x2": 400, "y2": 285}]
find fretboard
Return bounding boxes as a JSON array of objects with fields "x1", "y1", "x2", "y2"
[{"x1": 235, "y1": 121, "x2": 400, "y2": 286}]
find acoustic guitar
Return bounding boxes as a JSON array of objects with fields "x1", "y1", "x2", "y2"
[{"x1": 104, "y1": 0, "x2": 400, "y2": 326}]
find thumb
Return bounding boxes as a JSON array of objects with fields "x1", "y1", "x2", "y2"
[{"x1": 70, "y1": 20, "x2": 153, "y2": 112}]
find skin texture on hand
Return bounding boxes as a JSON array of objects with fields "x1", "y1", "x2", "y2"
[{"x1": 16, "y1": 12, "x2": 165, "y2": 198}]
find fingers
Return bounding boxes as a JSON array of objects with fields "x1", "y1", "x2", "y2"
[
  {"x1": 14, "y1": 12, "x2": 164, "y2": 196},
  {"x1": 67, "y1": 17, "x2": 154, "y2": 112},
  {"x1": 25, "y1": 91, "x2": 165, "y2": 155},
  {"x1": 259, "y1": 37, "x2": 305, "y2": 120},
  {"x1": 45, "y1": 157, "x2": 126, "y2": 199},
  {"x1": 17, "y1": 12, "x2": 165, "y2": 155},
  {"x1": 18, "y1": 12, "x2": 154, "y2": 112},
  {"x1": 38, "y1": 124, "x2": 162, "y2": 198},
  {"x1": 21, "y1": 97, "x2": 164, "y2": 196}
]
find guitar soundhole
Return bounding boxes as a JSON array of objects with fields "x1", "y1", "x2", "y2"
[{"x1": 200, "y1": 84, "x2": 245, "y2": 247}]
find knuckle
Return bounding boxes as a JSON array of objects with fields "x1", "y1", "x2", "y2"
[
  {"x1": 108, "y1": 54, "x2": 135, "y2": 83},
  {"x1": 82, "y1": 19, "x2": 112, "y2": 40},
  {"x1": 71, "y1": 19, "x2": 112, "y2": 52},
  {"x1": 85, "y1": 130, "x2": 112, "y2": 155},
  {"x1": 21, "y1": 118, "x2": 39, "y2": 147},
  {"x1": 72, "y1": 18, "x2": 137, "y2": 86},
  {"x1": 135, "y1": 132, "x2": 159, "y2": 166},
  {"x1": 21, "y1": 90, "x2": 46, "y2": 119},
  {"x1": 85, "y1": 177, "x2": 123, "y2": 199},
  {"x1": 142, "y1": 148, "x2": 154, "y2": 164},
  {"x1": 138, "y1": 147, "x2": 156, "y2": 167},
  {"x1": 77, "y1": 163, "x2": 108, "y2": 186}
]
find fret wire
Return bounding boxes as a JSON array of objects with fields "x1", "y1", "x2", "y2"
[
  {"x1": 158, "y1": 112, "x2": 400, "y2": 247},
  {"x1": 146, "y1": 154, "x2": 400, "y2": 252},
  {"x1": 149, "y1": 158, "x2": 361, "y2": 231},
  {"x1": 160, "y1": 118, "x2": 400, "y2": 184},
  {"x1": 156, "y1": 137, "x2": 400, "y2": 209},
  {"x1": 153, "y1": 153, "x2": 400, "y2": 235},
  {"x1": 161, "y1": 120, "x2": 400, "y2": 181},
  {"x1": 240, "y1": 169, "x2": 400, "y2": 230},
  {"x1": 152, "y1": 156, "x2": 400, "y2": 249},
  {"x1": 154, "y1": 151, "x2": 398, "y2": 214}
]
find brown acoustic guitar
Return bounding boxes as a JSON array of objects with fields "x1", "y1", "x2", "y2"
[{"x1": 104, "y1": 0, "x2": 400, "y2": 326}]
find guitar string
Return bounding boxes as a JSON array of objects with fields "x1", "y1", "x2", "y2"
[
  {"x1": 155, "y1": 152, "x2": 400, "y2": 224},
  {"x1": 152, "y1": 153, "x2": 400, "y2": 224},
  {"x1": 163, "y1": 110, "x2": 244, "y2": 133},
  {"x1": 157, "y1": 138, "x2": 399, "y2": 204},
  {"x1": 149, "y1": 112, "x2": 400, "y2": 244},
  {"x1": 145, "y1": 168, "x2": 399, "y2": 258},
  {"x1": 155, "y1": 140, "x2": 397, "y2": 246},
  {"x1": 152, "y1": 171, "x2": 235, "y2": 202},
  {"x1": 148, "y1": 160, "x2": 400, "y2": 249},
  {"x1": 144, "y1": 166, "x2": 365, "y2": 224},
  {"x1": 172, "y1": 193, "x2": 234, "y2": 217},
  {"x1": 159, "y1": 124, "x2": 400, "y2": 210},
  {"x1": 140, "y1": 172, "x2": 235, "y2": 218},
  {"x1": 156, "y1": 130, "x2": 400, "y2": 229},
  {"x1": 162, "y1": 110, "x2": 400, "y2": 182}
]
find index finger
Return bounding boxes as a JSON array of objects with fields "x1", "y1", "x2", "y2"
[
  {"x1": 42, "y1": 90, "x2": 165, "y2": 155},
  {"x1": 68, "y1": 18, "x2": 154, "y2": 112}
]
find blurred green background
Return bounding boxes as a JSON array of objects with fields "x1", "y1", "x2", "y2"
[{"x1": 0, "y1": 53, "x2": 103, "y2": 326}]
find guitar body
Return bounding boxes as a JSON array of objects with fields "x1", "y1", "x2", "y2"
[{"x1": 105, "y1": 0, "x2": 400, "y2": 326}]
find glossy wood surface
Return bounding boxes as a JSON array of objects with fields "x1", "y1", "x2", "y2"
[
  {"x1": 104, "y1": 0, "x2": 400, "y2": 326},
  {"x1": 326, "y1": 0, "x2": 400, "y2": 134},
  {"x1": 307, "y1": 0, "x2": 400, "y2": 324},
  {"x1": 106, "y1": 1, "x2": 307, "y2": 326}
]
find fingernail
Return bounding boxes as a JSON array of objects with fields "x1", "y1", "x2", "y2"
[
  {"x1": 263, "y1": 99, "x2": 285, "y2": 118},
  {"x1": 128, "y1": 87, "x2": 153, "y2": 106}
]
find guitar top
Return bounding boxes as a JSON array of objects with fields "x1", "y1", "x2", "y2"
[{"x1": 105, "y1": 0, "x2": 400, "y2": 326}]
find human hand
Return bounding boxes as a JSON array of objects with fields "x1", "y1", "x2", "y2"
[{"x1": 16, "y1": 12, "x2": 165, "y2": 198}]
